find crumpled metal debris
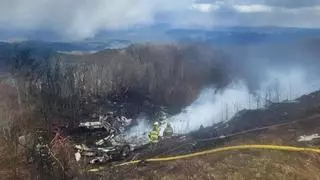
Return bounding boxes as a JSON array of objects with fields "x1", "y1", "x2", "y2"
[
  {"x1": 75, "y1": 150, "x2": 81, "y2": 162},
  {"x1": 88, "y1": 168, "x2": 100, "y2": 172},
  {"x1": 87, "y1": 167, "x2": 105, "y2": 172},
  {"x1": 18, "y1": 135, "x2": 26, "y2": 145},
  {"x1": 96, "y1": 133, "x2": 131, "y2": 147},
  {"x1": 90, "y1": 155, "x2": 110, "y2": 164},
  {"x1": 75, "y1": 134, "x2": 134, "y2": 164},
  {"x1": 120, "y1": 116, "x2": 132, "y2": 127},
  {"x1": 75, "y1": 144, "x2": 91, "y2": 151},
  {"x1": 96, "y1": 134, "x2": 115, "y2": 146},
  {"x1": 297, "y1": 134, "x2": 320, "y2": 142},
  {"x1": 79, "y1": 114, "x2": 132, "y2": 135},
  {"x1": 75, "y1": 112, "x2": 148, "y2": 164},
  {"x1": 79, "y1": 121, "x2": 103, "y2": 129}
]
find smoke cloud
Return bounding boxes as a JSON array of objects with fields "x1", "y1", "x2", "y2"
[
  {"x1": 168, "y1": 67, "x2": 320, "y2": 134},
  {"x1": 169, "y1": 82, "x2": 252, "y2": 134},
  {"x1": 126, "y1": 66, "x2": 320, "y2": 137}
]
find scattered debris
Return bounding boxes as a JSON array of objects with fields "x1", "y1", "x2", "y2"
[
  {"x1": 96, "y1": 134, "x2": 115, "y2": 146},
  {"x1": 88, "y1": 168, "x2": 101, "y2": 172},
  {"x1": 297, "y1": 134, "x2": 320, "y2": 142},
  {"x1": 79, "y1": 121, "x2": 104, "y2": 130},
  {"x1": 75, "y1": 150, "x2": 81, "y2": 162},
  {"x1": 79, "y1": 114, "x2": 132, "y2": 135},
  {"x1": 75, "y1": 144, "x2": 91, "y2": 152},
  {"x1": 75, "y1": 142, "x2": 132, "y2": 164},
  {"x1": 18, "y1": 135, "x2": 26, "y2": 145},
  {"x1": 75, "y1": 112, "x2": 144, "y2": 164},
  {"x1": 90, "y1": 155, "x2": 110, "y2": 164},
  {"x1": 75, "y1": 109, "x2": 179, "y2": 165}
]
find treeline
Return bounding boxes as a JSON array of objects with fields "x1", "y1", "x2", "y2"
[
  {"x1": 7, "y1": 43, "x2": 231, "y2": 129},
  {"x1": 61, "y1": 43, "x2": 230, "y2": 107}
]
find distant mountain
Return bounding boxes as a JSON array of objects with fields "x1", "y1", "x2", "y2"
[
  {"x1": 18, "y1": 40, "x2": 131, "y2": 52},
  {"x1": 0, "y1": 40, "x2": 132, "y2": 73},
  {"x1": 83, "y1": 26, "x2": 320, "y2": 46},
  {"x1": 0, "y1": 40, "x2": 131, "y2": 55},
  {"x1": 0, "y1": 28, "x2": 66, "y2": 42},
  {"x1": 166, "y1": 26, "x2": 320, "y2": 45},
  {"x1": 1, "y1": 26, "x2": 320, "y2": 76},
  {"x1": 1, "y1": 25, "x2": 320, "y2": 45}
]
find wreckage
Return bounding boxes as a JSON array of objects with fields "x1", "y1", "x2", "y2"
[
  {"x1": 75, "y1": 142, "x2": 131, "y2": 164},
  {"x1": 74, "y1": 133, "x2": 150, "y2": 164},
  {"x1": 76, "y1": 113, "x2": 145, "y2": 164},
  {"x1": 79, "y1": 113, "x2": 132, "y2": 134},
  {"x1": 75, "y1": 110, "x2": 174, "y2": 164}
]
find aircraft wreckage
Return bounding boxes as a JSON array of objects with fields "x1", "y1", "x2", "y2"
[{"x1": 75, "y1": 112, "x2": 152, "y2": 164}]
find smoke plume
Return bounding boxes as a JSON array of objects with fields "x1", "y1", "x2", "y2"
[
  {"x1": 168, "y1": 67, "x2": 320, "y2": 134},
  {"x1": 126, "y1": 65, "x2": 320, "y2": 137}
]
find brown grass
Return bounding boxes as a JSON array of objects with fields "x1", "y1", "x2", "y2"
[
  {"x1": 99, "y1": 116, "x2": 320, "y2": 180},
  {"x1": 99, "y1": 150, "x2": 320, "y2": 180}
]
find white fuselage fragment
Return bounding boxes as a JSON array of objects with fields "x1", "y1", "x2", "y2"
[
  {"x1": 297, "y1": 134, "x2": 320, "y2": 142},
  {"x1": 79, "y1": 121, "x2": 103, "y2": 129}
]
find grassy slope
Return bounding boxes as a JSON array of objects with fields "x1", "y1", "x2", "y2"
[{"x1": 101, "y1": 115, "x2": 320, "y2": 180}]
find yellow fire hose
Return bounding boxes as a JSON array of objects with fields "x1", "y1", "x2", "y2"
[{"x1": 114, "y1": 144, "x2": 320, "y2": 167}]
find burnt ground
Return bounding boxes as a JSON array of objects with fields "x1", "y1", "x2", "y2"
[{"x1": 83, "y1": 91, "x2": 320, "y2": 180}]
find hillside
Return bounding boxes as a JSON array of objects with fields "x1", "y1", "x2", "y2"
[
  {"x1": 0, "y1": 39, "x2": 320, "y2": 179},
  {"x1": 1, "y1": 78, "x2": 320, "y2": 179},
  {"x1": 96, "y1": 91, "x2": 320, "y2": 180},
  {"x1": 101, "y1": 116, "x2": 320, "y2": 180}
]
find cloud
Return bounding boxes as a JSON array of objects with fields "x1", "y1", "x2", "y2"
[
  {"x1": 191, "y1": 1, "x2": 320, "y2": 28},
  {"x1": 191, "y1": 3, "x2": 219, "y2": 12},
  {"x1": 196, "y1": 0, "x2": 320, "y2": 8},
  {"x1": 0, "y1": 0, "x2": 320, "y2": 40},
  {"x1": 233, "y1": 4, "x2": 273, "y2": 13},
  {"x1": 0, "y1": 0, "x2": 193, "y2": 39},
  {"x1": 261, "y1": 0, "x2": 320, "y2": 9},
  {"x1": 230, "y1": 6, "x2": 320, "y2": 28}
]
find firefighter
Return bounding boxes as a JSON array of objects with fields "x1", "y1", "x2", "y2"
[
  {"x1": 35, "y1": 137, "x2": 48, "y2": 159},
  {"x1": 148, "y1": 122, "x2": 161, "y2": 149},
  {"x1": 158, "y1": 111, "x2": 167, "y2": 122},
  {"x1": 34, "y1": 136, "x2": 52, "y2": 178},
  {"x1": 163, "y1": 123, "x2": 173, "y2": 138}
]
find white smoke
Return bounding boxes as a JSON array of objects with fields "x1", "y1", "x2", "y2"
[
  {"x1": 169, "y1": 82, "x2": 253, "y2": 134},
  {"x1": 168, "y1": 67, "x2": 320, "y2": 134},
  {"x1": 121, "y1": 116, "x2": 150, "y2": 146},
  {"x1": 124, "y1": 116, "x2": 151, "y2": 138},
  {"x1": 125, "y1": 67, "x2": 320, "y2": 137}
]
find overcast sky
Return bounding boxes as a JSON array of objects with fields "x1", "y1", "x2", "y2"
[{"x1": 1, "y1": 0, "x2": 320, "y2": 39}]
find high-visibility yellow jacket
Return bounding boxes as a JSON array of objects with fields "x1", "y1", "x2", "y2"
[{"x1": 148, "y1": 126, "x2": 160, "y2": 143}]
